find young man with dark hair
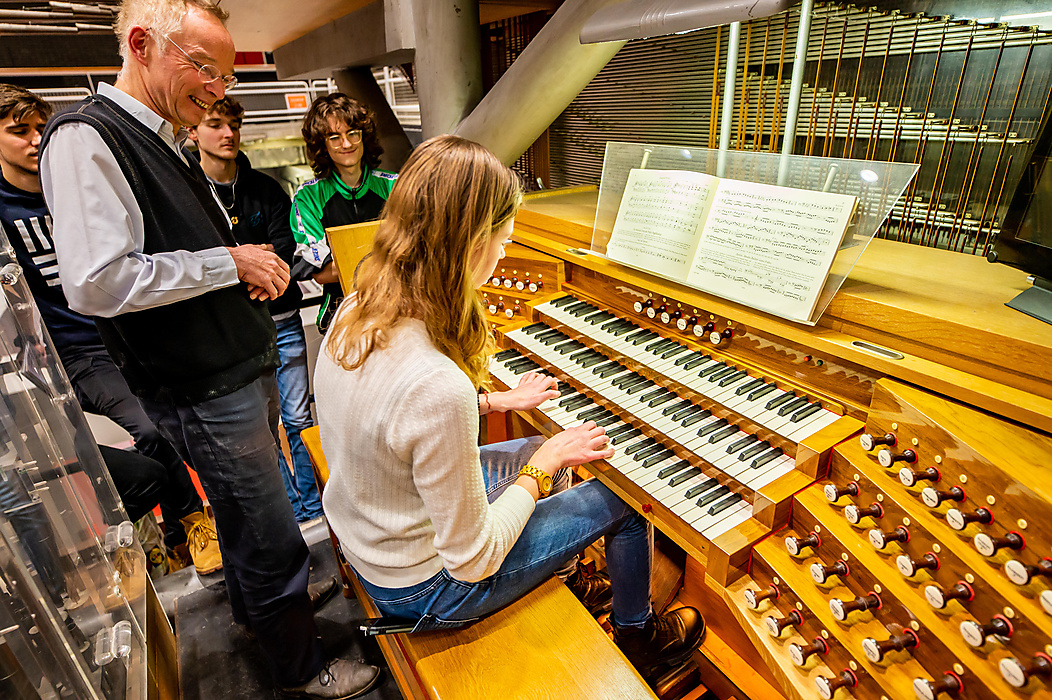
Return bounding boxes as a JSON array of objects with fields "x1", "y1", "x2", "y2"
[
  {"x1": 0, "y1": 82, "x2": 222, "y2": 576},
  {"x1": 189, "y1": 97, "x2": 323, "y2": 522},
  {"x1": 292, "y1": 93, "x2": 396, "y2": 332}
]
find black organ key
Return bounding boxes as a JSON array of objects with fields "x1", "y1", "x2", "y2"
[
  {"x1": 597, "y1": 363, "x2": 628, "y2": 379},
  {"x1": 624, "y1": 437, "x2": 657, "y2": 455},
  {"x1": 672, "y1": 404, "x2": 704, "y2": 421},
  {"x1": 735, "y1": 378, "x2": 766, "y2": 396},
  {"x1": 562, "y1": 300, "x2": 590, "y2": 314},
  {"x1": 751, "y1": 448, "x2": 784, "y2": 469},
  {"x1": 579, "y1": 354, "x2": 608, "y2": 368},
  {"x1": 661, "y1": 345, "x2": 689, "y2": 360},
  {"x1": 777, "y1": 396, "x2": 810, "y2": 417},
  {"x1": 682, "y1": 354, "x2": 711, "y2": 370},
  {"x1": 685, "y1": 479, "x2": 719, "y2": 499},
  {"x1": 699, "y1": 363, "x2": 727, "y2": 378},
  {"x1": 719, "y1": 370, "x2": 748, "y2": 387},
  {"x1": 606, "y1": 424, "x2": 636, "y2": 439},
  {"x1": 494, "y1": 348, "x2": 521, "y2": 361},
  {"x1": 697, "y1": 485, "x2": 731, "y2": 507},
  {"x1": 675, "y1": 351, "x2": 708, "y2": 367},
  {"x1": 596, "y1": 414, "x2": 621, "y2": 427},
  {"x1": 644, "y1": 337, "x2": 672, "y2": 352},
  {"x1": 578, "y1": 406, "x2": 609, "y2": 421},
  {"x1": 631, "y1": 331, "x2": 660, "y2": 346},
  {"x1": 611, "y1": 429, "x2": 642, "y2": 445},
  {"x1": 639, "y1": 387, "x2": 668, "y2": 403},
  {"x1": 642, "y1": 449, "x2": 675, "y2": 468},
  {"x1": 625, "y1": 381, "x2": 656, "y2": 395},
  {"x1": 748, "y1": 383, "x2": 777, "y2": 401},
  {"x1": 556, "y1": 382, "x2": 576, "y2": 396},
  {"x1": 592, "y1": 361, "x2": 621, "y2": 375},
  {"x1": 709, "y1": 492, "x2": 744, "y2": 516},
  {"x1": 648, "y1": 392, "x2": 677, "y2": 408},
  {"x1": 663, "y1": 399, "x2": 694, "y2": 416},
  {"x1": 600, "y1": 317, "x2": 627, "y2": 331},
  {"x1": 570, "y1": 348, "x2": 597, "y2": 362},
  {"x1": 727, "y1": 435, "x2": 759, "y2": 454},
  {"x1": 681, "y1": 409, "x2": 713, "y2": 427},
  {"x1": 658, "y1": 460, "x2": 692, "y2": 479},
  {"x1": 790, "y1": 404, "x2": 823, "y2": 423},
  {"x1": 511, "y1": 361, "x2": 540, "y2": 375},
  {"x1": 611, "y1": 323, "x2": 639, "y2": 337},
  {"x1": 708, "y1": 424, "x2": 740, "y2": 444},
  {"x1": 669, "y1": 467, "x2": 703, "y2": 486},
  {"x1": 708, "y1": 366, "x2": 738, "y2": 383},
  {"x1": 697, "y1": 419, "x2": 730, "y2": 437},
  {"x1": 584, "y1": 310, "x2": 612, "y2": 323},
  {"x1": 521, "y1": 323, "x2": 548, "y2": 334},
  {"x1": 558, "y1": 393, "x2": 587, "y2": 408},
  {"x1": 506, "y1": 356, "x2": 534, "y2": 370},
  {"x1": 551, "y1": 295, "x2": 577, "y2": 307},
  {"x1": 766, "y1": 392, "x2": 797, "y2": 411},
  {"x1": 739, "y1": 441, "x2": 771, "y2": 461},
  {"x1": 616, "y1": 374, "x2": 648, "y2": 390},
  {"x1": 633, "y1": 443, "x2": 667, "y2": 461},
  {"x1": 539, "y1": 332, "x2": 569, "y2": 346},
  {"x1": 562, "y1": 395, "x2": 592, "y2": 411},
  {"x1": 570, "y1": 303, "x2": 599, "y2": 317},
  {"x1": 556, "y1": 341, "x2": 585, "y2": 355}
]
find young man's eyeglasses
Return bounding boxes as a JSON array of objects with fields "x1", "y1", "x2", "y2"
[
  {"x1": 327, "y1": 130, "x2": 363, "y2": 146},
  {"x1": 165, "y1": 35, "x2": 238, "y2": 90}
]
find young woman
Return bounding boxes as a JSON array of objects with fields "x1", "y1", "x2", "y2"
[
  {"x1": 291, "y1": 93, "x2": 397, "y2": 332},
  {"x1": 315, "y1": 135, "x2": 705, "y2": 678}
]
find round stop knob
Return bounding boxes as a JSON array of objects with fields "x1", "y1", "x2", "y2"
[
  {"x1": 974, "y1": 531, "x2": 1024, "y2": 557},
  {"x1": 491, "y1": 276, "x2": 502, "y2": 287},
  {"x1": 913, "y1": 672, "x2": 962, "y2": 700},
  {"x1": 1001, "y1": 653, "x2": 1052, "y2": 688},
  {"x1": 824, "y1": 481, "x2": 859, "y2": 503},
  {"x1": 815, "y1": 669, "x2": 857, "y2": 700},
  {"x1": 896, "y1": 552, "x2": 940, "y2": 577},
  {"x1": 743, "y1": 584, "x2": 779, "y2": 609},
  {"x1": 678, "y1": 315, "x2": 697, "y2": 332},
  {"x1": 514, "y1": 277, "x2": 524, "y2": 290},
  {"x1": 959, "y1": 615, "x2": 1013, "y2": 647},
  {"x1": 764, "y1": 609, "x2": 801, "y2": 638},
  {"x1": 844, "y1": 501, "x2": 883, "y2": 524},
  {"x1": 924, "y1": 581, "x2": 974, "y2": 610},
  {"x1": 829, "y1": 592, "x2": 881, "y2": 621},
  {"x1": 862, "y1": 629, "x2": 919, "y2": 662},
  {"x1": 1005, "y1": 558, "x2": 1052, "y2": 586},
  {"x1": 899, "y1": 466, "x2": 939, "y2": 487},
  {"x1": 789, "y1": 637, "x2": 828, "y2": 668},
  {"x1": 877, "y1": 447, "x2": 916, "y2": 468},
  {"x1": 945, "y1": 506, "x2": 992, "y2": 531},
  {"x1": 811, "y1": 559, "x2": 850, "y2": 584},
  {"x1": 860, "y1": 432, "x2": 895, "y2": 451},
  {"x1": 869, "y1": 526, "x2": 910, "y2": 550},
  {"x1": 527, "y1": 279, "x2": 542, "y2": 293},
  {"x1": 786, "y1": 531, "x2": 821, "y2": 556},
  {"x1": 921, "y1": 486, "x2": 965, "y2": 508}
]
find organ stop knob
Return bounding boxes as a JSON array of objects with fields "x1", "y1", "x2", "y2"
[
  {"x1": 924, "y1": 581, "x2": 974, "y2": 609},
  {"x1": 1005, "y1": 557, "x2": 1052, "y2": 585},
  {"x1": 824, "y1": 481, "x2": 859, "y2": 502},
  {"x1": 811, "y1": 560, "x2": 850, "y2": 584},
  {"x1": 789, "y1": 637, "x2": 828, "y2": 667},
  {"x1": 959, "y1": 615, "x2": 1013, "y2": 647},
  {"x1": 743, "y1": 584, "x2": 779, "y2": 609},
  {"x1": 913, "y1": 672, "x2": 963, "y2": 700},
  {"x1": 844, "y1": 502, "x2": 883, "y2": 524},
  {"x1": 815, "y1": 669, "x2": 857, "y2": 700},
  {"x1": 829, "y1": 592, "x2": 881, "y2": 621},
  {"x1": 785, "y1": 531, "x2": 820, "y2": 556},
  {"x1": 921, "y1": 486, "x2": 965, "y2": 508},
  {"x1": 764, "y1": 610, "x2": 801, "y2": 638},
  {"x1": 862, "y1": 629, "x2": 919, "y2": 662},
  {"x1": 1000, "y1": 653, "x2": 1052, "y2": 688},
  {"x1": 869, "y1": 526, "x2": 910, "y2": 550},
  {"x1": 945, "y1": 506, "x2": 991, "y2": 531},
  {"x1": 974, "y1": 531, "x2": 1024, "y2": 557},
  {"x1": 899, "y1": 466, "x2": 939, "y2": 487},
  {"x1": 897, "y1": 552, "x2": 940, "y2": 577},
  {"x1": 859, "y1": 432, "x2": 895, "y2": 451},
  {"x1": 878, "y1": 447, "x2": 917, "y2": 468}
]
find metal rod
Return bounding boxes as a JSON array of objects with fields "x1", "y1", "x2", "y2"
[
  {"x1": 754, "y1": 17, "x2": 772, "y2": 150},
  {"x1": 718, "y1": 22, "x2": 741, "y2": 177},
  {"x1": 710, "y1": 25, "x2": 723, "y2": 149},
  {"x1": 822, "y1": 18, "x2": 848, "y2": 158},
  {"x1": 981, "y1": 154, "x2": 1012, "y2": 255},
  {"x1": 841, "y1": 14, "x2": 871, "y2": 159},
  {"x1": 737, "y1": 23, "x2": 752, "y2": 150},
  {"x1": 863, "y1": 19, "x2": 896, "y2": 161},
  {"x1": 887, "y1": 17, "x2": 922, "y2": 164},
  {"x1": 803, "y1": 13, "x2": 829, "y2": 157},
  {"x1": 778, "y1": 0, "x2": 814, "y2": 184},
  {"x1": 922, "y1": 139, "x2": 956, "y2": 247},
  {"x1": 769, "y1": 11, "x2": 791, "y2": 152}
]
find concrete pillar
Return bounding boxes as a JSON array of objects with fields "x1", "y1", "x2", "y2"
[
  {"x1": 411, "y1": 0, "x2": 483, "y2": 138},
  {"x1": 333, "y1": 67, "x2": 414, "y2": 173},
  {"x1": 453, "y1": 0, "x2": 625, "y2": 166}
]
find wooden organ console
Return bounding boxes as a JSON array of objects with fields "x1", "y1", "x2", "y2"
[{"x1": 484, "y1": 186, "x2": 1052, "y2": 700}]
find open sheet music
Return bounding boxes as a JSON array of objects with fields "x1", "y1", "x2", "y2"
[{"x1": 606, "y1": 169, "x2": 858, "y2": 323}]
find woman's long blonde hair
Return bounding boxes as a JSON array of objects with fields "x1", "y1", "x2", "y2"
[{"x1": 324, "y1": 134, "x2": 521, "y2": 388}]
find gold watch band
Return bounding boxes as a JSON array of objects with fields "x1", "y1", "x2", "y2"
[{"x1": 519, "y1": 464, "x2": 553, "y2": 497}]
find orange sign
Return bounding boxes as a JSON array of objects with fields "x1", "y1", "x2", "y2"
[{"x1": 286, "y1": 93, "x2": 309, "y2": 110}]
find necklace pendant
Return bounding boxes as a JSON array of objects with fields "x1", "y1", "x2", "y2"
[{"x1": 230, "y1": 216, "x2": 239, "y2": 225}]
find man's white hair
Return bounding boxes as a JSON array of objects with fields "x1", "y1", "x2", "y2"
[{"x1": 114, "y1": 0, "x2": 229, "y2": 62}]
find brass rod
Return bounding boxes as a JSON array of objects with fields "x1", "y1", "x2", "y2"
[
  {"x1": 981, "y1": 154, "x2": 1012, "y2": 255},
  {"x1": 921, "y1": 138, "x2": 955, "y2": 247},
  {"x1": 710, "y1": 25, "x2": 723, "y2": 148},
  {"x1": 950, "y1": 144, "x2": 984, "y2": 251},
  {"x1": 822, "y1": 18, "x2": 849, "y2": 158},
  {"x1": 887, "y1": 17, "x2": 922, "y2": 164},
  {"x1": 805, "y1": 14, "x2": 830, "y2": 156},
  {"x1": 841, "y1": 14, "x2": 872, "y2": 159},
  {"x1": 769, "y1": 11, "x2": 791, "y2": 152},
  {"x1": 754, "y1": 17, "x2": 772, "y2": 150},
  {"x1": 737, "y1": 23, "x2": 753, "y2": 149},
  {"x1": 973, "y1": 30, "x2": 1036, "y2": 254},
  {"x1": 863, "y1": 19, "x2": 896, "y2": 161}
]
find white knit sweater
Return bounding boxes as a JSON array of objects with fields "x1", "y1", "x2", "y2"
[{"x1": 314, "y1": 319, "x2": 536, "y2": 588}]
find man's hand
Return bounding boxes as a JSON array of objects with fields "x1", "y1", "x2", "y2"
[
  {"x1": 312, "y1": 261, "x2": 339, "y2": 286},
  {"x1": 227, "y1": 245, "x2": 290, "y2": 301}
]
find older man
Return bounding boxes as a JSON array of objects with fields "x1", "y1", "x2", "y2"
[{"x1": 39, "y1": 1, "x2": 378, "y2": 697}]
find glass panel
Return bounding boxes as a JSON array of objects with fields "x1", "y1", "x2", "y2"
[
  {"x1": 0, "y1": 231, "x2": 146, "y2": 699},
  {"x1": 590, "y1": 142, "x2": 919, "y2": 324}
]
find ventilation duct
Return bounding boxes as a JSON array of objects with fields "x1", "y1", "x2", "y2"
[{"x1": 580, "y1": 0, "x2": 797, "y2": 43}]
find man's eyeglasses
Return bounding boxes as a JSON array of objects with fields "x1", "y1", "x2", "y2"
[
  {"x1": 327, "y1": 130, "x2": 363, "y2": 146},
  {"x1": 165, "y1": 35, "x2": 238, "y2": 90}
]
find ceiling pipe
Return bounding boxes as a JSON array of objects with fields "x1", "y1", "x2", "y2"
[
  {"x1": 0, "y1": 22, "x2": 78, "y2": 32},
  {"x1": 49, "y1": 2, "x2": 117, "y2": 15},
  {"x1": 0, "y1": 9, "x2": 74, "y2": 19},
  {"x1": 580, "y1": 0, "x2": 796, "y2": 43}
]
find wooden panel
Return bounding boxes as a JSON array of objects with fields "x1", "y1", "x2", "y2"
[
  {"x1": 328, "y1": 220, "x2": 381, "y2": 296},
  {"x1": 147, "y1": 580, "x2": 179, "y2": 700}
]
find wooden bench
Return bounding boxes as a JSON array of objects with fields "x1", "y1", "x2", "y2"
[{"x1": 301, "y1": 425, "x2": 657, "y2": 700}]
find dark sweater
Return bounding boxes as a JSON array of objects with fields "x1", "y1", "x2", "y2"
[
  {"x1": 40, "y1": 94, "x2": 278, "y2": 403},
  {"x1": 197, "y1": 151, "x2": 303, "y2": 316}
]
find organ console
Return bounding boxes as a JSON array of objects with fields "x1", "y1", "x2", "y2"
[{"x1": 478, "y1": 187, "x2": 1052, "y2": 700}]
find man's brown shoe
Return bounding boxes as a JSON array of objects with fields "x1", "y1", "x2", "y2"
[
  {"x1": 309, "y1": 576, "x2": 339, "y2": 611},
  {"x1": 279, "y1": 658, "x2": 380, "y2": 699},
  {"x1": 614, "y1": 606, "x2": 705, "y2": 678},
  {"x1": 180, "y1": 511, "x2": 223, "y2": 575}
]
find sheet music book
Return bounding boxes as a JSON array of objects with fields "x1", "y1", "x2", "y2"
[{"x1": 605, "y1": 169, "x2": 858, "y2": 323}]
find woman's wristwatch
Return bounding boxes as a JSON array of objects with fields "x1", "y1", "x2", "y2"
[{"x1": 519, "y1": 464, "x2": 553, "y2": 497}]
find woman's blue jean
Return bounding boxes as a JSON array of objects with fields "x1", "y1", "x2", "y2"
[{"x1": 355, "y1": 437, "x2": 654, "y2": 631}]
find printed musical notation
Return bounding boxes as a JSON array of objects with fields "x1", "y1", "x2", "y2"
[{"x1": 605, "y1": 168, "x2": 858, "y2": 323}]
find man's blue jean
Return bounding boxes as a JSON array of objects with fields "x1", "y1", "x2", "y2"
[
  {"x1": 272, "y1": 313, "x2": 323, "y2": 521},
  {"x1": 355, "y1": 437, "x2": 654, "y2": 632},
  {"x1": 141, "y1": 374, "x2": 324, "y2": 686}
]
